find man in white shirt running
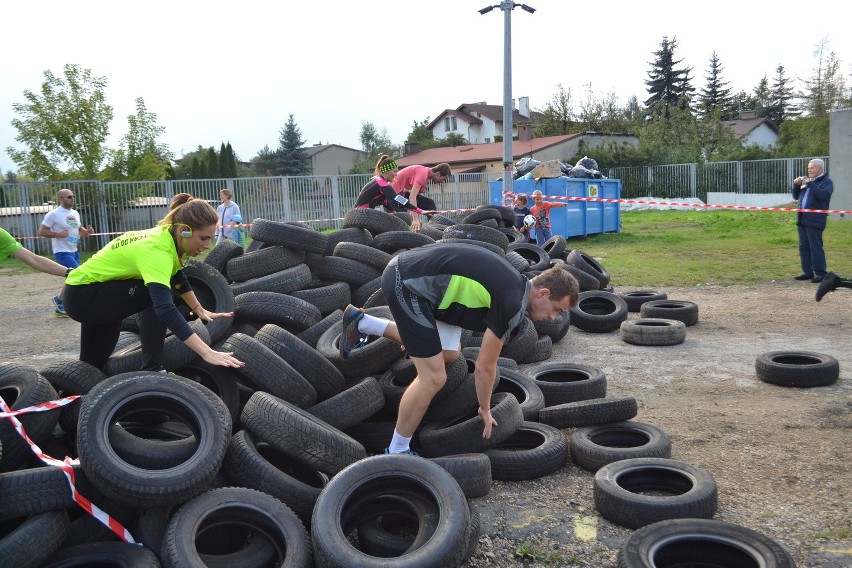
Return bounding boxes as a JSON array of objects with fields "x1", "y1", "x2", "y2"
[{"x1": 39, "y1": 188, "x2": 93, "y2": 316}]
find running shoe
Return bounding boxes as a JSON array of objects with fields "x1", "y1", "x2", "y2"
[
  {"x1": 53, "y1": 295, "x2": 68, "y2": 317},
  {"x1": 340, "y1": 304, "x2": 367, "y2": 359},
  {"x1": 384, "y1": 447, "x2": 419, "y2": 456}
]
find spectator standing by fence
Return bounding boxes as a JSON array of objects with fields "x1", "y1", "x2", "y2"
[
  {"x1": 792, "y1": 158, "x2": 833, "y2": 283},
  {"x1": 513, "y1": 194, "x2": 534, "y2": 242},
  {"x1": 39, "y1": 188, "x2": 94, "y2": 317},
  {"x1": 214, "y1": 189, "x2": 241, "y2": 246}
]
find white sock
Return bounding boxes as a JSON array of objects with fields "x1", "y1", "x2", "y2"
[
  {"x1": 388, "y1": 430, "x2": 412, "y2": 453},
  {"x1": 358, "y1": 314, "x2": 390, "y2": 337}
]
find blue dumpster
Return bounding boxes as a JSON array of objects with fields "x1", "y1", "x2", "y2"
[{"x1": 490, "y1": 178, "x2": 621, "y2": 238}]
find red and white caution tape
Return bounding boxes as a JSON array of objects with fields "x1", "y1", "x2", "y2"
[
  {"x1": 501, "y1": 191, "x2": 852, "y2": 215},
  {"x1": 0, "y1": 397, "x2": 137, "y2": 544},
  {"x1": 0, "y1": 395, "x2": 79, "y2": 418}
]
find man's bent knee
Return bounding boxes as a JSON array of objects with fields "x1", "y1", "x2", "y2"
[{"x1": 442, "y1": 349, "x2": 461, "y2": 364}]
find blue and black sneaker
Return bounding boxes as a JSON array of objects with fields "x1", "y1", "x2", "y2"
[{"x1": 340, "y1": 304, "x2": 368, "y2": 359}]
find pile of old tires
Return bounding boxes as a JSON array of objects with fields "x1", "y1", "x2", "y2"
[{"x1": 0, "y1": 206, "x2": 791, "y2": 567}]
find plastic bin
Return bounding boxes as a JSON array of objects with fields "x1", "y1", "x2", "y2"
[{"x1": 491, "y1": 178, "x2": 621, "y2": 239}]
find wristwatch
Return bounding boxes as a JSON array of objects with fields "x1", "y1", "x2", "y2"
[{"x1": 65, "y1": 267, "x2": 73, "y2": 277}]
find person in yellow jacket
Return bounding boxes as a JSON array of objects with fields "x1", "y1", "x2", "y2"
[{"x1": 63, "y1": 193, "x2": 244, "y2": 371}]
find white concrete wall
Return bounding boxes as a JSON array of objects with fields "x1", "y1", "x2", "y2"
[
  {"x1": 829, "y1": 109, "x2": 852, "y2": 220},
  {"x1": 707, "y1": 192, "x2": 793, "y2": 207}
]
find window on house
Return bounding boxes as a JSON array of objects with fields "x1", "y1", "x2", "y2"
[
  {"x1": 484, "y1": 138, "x2": 491, "y2": 143},
  {"x1": 444, "y1": 117, "x2": 457, "y2": 131}
]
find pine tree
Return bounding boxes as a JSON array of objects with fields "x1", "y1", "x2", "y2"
[
  {"x1": 218, "y1": 143, "x2": 229, "y2": 178},
  {"x1": 278, "y1": 114, "x2": 311, "y2": 176},
  {"x1": 644, "y1": 36, "x2": 694, "y2": 119},
  {"x1": 224, "y1": 142, "x2": 238, "y2": 177},
  {"x1": 769, "y1": 65, "x2": 799, "y2": 125},
  {"x1": 190, "y1": 156, "x2": 201, "y2": 179},
  {"x1": 697, "y1": 51, "x2": 734, "y2": 120},
  {"x1": 205, "y1": 147, "x2": 219, "y2": 178},
  {"x1": 750, "y1": 75, "x2": 772, "y2": 118}
]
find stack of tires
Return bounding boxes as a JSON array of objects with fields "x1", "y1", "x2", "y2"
[{"x1": 0, "y1": 206, "x2": 792, "y2": 567}]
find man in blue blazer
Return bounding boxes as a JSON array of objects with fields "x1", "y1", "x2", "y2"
[{"x1": 792, "y1": 158, "x2": 834, "y2": 283}]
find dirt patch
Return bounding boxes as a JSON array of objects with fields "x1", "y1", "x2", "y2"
[{"x1": 2, "y1": 270, "x2": 850, "y2": 567}]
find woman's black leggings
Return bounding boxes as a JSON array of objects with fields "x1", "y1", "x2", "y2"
[{"x1": 63, "y1": 280, "x2": 167, "y2": 371}]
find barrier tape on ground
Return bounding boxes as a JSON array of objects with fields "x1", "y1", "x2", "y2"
[
  {"x1": 0, "y1": 397, "x2": 137, "y2": 544},
  {"x1": 499, "y1": 191, "x2": 852, "y2": 215}
]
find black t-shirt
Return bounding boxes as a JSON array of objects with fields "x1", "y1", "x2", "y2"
[{"x1": 396, "y1": 242, "x2": 530, "y2": 341}]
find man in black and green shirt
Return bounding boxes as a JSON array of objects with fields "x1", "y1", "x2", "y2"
[{"x1": 341, "y1": 242, "x2": 579, "y2": 455}]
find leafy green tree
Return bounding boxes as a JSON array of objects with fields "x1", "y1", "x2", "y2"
[
  {"x1": 433, "y1": 133, "x2": 469, "y2": 147},
  {"x1": 644, "y1": 36, "x2": 694, "y2": 120},
  {"x1": 697, "y1": 52, "x2": 735, "y2": 120},
  {"x1": 405, "y1": 118, "x2": 438, "y2": 150},
  {"x1": 533, "y1": 84, "x2": 577, "y2": 136},
  {"x1": 7, "y1": 64, "x2": 113, "y2": 180},
  {"x1": 776, "y1": 115, "x2": 829, "y2": 156},
  {"x1": 278, "y1": 114, "x2": 310, "y2": 176},
  {"x1": 768, "y1": 64, "x2": 799, "y2": 125},
  {"x1": 749, "y1": 75, "x2": 772, "y2": 118},
  {"x1": 250, "y1": 145, "x2": 283, "y2": 176},
  {"x1": 350, "y1": 122, "x2": 397, "y2": 173},
  {"x1": 103, "y1": 98, "x2": 173, "y2": 181}
]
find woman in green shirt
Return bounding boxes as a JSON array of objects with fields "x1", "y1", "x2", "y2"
[{"x1": 63, "y1": 194, "x2": 244, "y2": 371}]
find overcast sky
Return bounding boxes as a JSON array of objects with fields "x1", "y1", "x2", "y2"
[{"x1": 2, "y1": 0, "x2": 850, "y2": 174}]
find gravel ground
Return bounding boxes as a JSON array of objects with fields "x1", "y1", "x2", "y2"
[{"x1": 2, "y1": 269, "x2": 850, "y2": 567}]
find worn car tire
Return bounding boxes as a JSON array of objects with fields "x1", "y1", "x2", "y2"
[
  {"x1": 755, "y1": 350, "x2": 840, "y2": 388},
  {"x1": 570, "y1": 421, "x2": 672, "y2": 472},
  {"x1": 617, "y1": 518, "x2": 796, "y2": 568}
]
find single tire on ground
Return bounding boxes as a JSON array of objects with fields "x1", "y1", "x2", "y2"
[
  {"x1": 570, "y1": 421, "x2": 672, "y2": 472},
  {"x1": 594, "y1": 457, "x2": 718, "y2": 529},
  {"x1": 639, "y1": 299, "x2": 699, "y2": 326},
  {"x1": 755, "y1": 350, "x2": 840, "y2": 388},
  {"x1": 617, "y1": 518, "x2": 797, "y2": 568},
  {"x1": 620, "y1": 318, "x2": 686, "y2": 346}
]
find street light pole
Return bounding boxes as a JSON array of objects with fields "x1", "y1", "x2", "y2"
[
  {"x1": 480, "y1": 2, "x2": 535, "y2": 203},
  {"x1": 501, "y1": 1, "x2": 513, "y2": 200}
]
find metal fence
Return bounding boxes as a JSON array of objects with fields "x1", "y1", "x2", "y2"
[
  {"x1": 604, "y1": 157, "x2": 827, "y2": 202},
  {"x1": 0, "y1": 156, "x2": 828, "y2": 254},
  {"x1": 1, "y1": 173, "x2": 499, "y2": 254}
]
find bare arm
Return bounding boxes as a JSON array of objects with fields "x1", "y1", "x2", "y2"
[
  {"x1": 474, "y1": 329, "x2": 503, "y2": 438},
  {"x1": 39, "y1": 225, "x2": 68, "y2": 239},
  {"x1": 11, "y1": 248, "x2": 69, "y2": 276}
]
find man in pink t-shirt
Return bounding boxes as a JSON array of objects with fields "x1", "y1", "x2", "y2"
[{"x1": 392, "y1": 163, "x2": 451, "y2": 229}]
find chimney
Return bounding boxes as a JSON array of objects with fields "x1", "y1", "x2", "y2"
[
  {"x1": 404, "y1": 141, "x2": 421, "y2": 156},
  {"x1": 519, "y1": 96, "x2": 530, "y2": 118},
  {"x1": 739, "y1": 110, "x2": 758, "y2": 120}
]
